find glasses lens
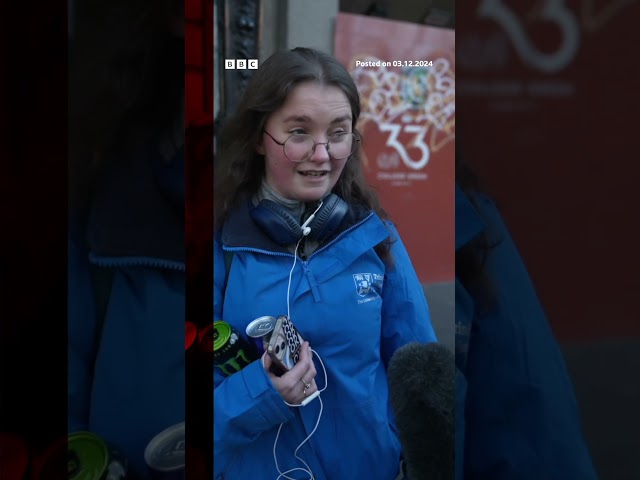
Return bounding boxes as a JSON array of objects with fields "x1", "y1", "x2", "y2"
[
  {"x1": 283, "y1": 133, "x2": 357, "y2": 162},
  {"x1": 284, "y1": 135, "x2": 315, "y2": 162},
  {"x1": 327, "y1": 132, "x2": 356, "y2": 159}
]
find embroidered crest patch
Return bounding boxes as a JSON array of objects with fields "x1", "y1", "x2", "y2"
[{"x1": 353, "y1": 273, "x2": 373, "y2": 297}]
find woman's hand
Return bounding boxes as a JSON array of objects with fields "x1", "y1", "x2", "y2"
[{"x1": 263, "y1": 341, "x2": 318, "y2": 405}]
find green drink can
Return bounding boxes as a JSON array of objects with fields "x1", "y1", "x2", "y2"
[
  {"x1": 67, "y1": 431, "x2": 129, "y2": 480},
  {"x1": 210, "y1": 321, "x2": 253, "y2": 376}
]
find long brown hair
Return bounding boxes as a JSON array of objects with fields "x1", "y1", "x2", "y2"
[{"x1": 214, "y1": 47, "x2": 393, "y2": 262}]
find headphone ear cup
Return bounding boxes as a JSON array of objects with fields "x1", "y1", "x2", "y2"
[
  {"x1": 307, "y1": 194, "x2": 349, "y2": 242},
  {"x1": 250, "y1": 200, "x2": 303, "y2": 245}
]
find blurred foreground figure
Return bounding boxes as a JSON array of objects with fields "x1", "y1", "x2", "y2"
[
  {"x1": 455, "y1": 156, "x2": 598, "y2": 479},
  {"x1": 67, "y1": 1, "x2": 186, "y2": 477}
]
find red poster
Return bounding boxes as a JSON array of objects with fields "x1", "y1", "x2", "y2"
[
  {"x1": 335, "y1": 13, "x2": 455, "y2": 284},
  {"x1": 457, "y1": 1, "x2": 640, "y2": 341}
]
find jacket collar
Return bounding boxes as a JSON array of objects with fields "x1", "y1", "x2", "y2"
[
  {"x1": 220, "y1": 194, "x2": 289, "y2": 253},
  {"x1": 221, "y1": 194, "x2": 387, "y2": 255}
]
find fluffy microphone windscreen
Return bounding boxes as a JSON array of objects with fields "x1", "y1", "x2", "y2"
[{"x1": 387, "y1": 342, "x2": 455, "y2": 480}]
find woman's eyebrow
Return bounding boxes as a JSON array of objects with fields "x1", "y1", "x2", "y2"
[
  {"x1": 282, "y1": 114, "x2": 352, "y2": 124},
  {"x1": 330, "y1": 114, "x2": 352, "y2": 124},
  {"x1": 283, "y1": 114, "x2": 312, "y2": 123}
]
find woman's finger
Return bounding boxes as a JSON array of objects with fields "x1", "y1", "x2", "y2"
[
  {"x1": 297, "y1": 341, "x2": 310, "y2": 364},
  {"x1": 299, "y1": 377, "x2": 319, "y2": 402},
  {"x1": 263, "y1": 352, "x2": 279, "y2": 381},
  {"x1": 284, "y1": 342, "x2": 310, "y2": 377}
]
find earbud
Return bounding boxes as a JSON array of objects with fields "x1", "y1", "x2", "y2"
[
  {"x1": 301, "y1": 215, "x2": 314, "y2": 236},
  {"x1": 300, "y1": 201, "x2": 324, "y2": 238}
]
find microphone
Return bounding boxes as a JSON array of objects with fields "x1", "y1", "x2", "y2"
[{"x1": 387, "y1": 342, "x2": 455, "y2": 480}]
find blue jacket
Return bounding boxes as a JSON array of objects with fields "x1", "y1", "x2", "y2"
[
  {"x1": 455, "y1": 185, "x2": 598, "y2": 479},
  {"x1": 68, "y1": 145, "x2": 185, "y2": 477},
  {"x1": 213, "y1": 199, "x2": 436, "y2": 479}
]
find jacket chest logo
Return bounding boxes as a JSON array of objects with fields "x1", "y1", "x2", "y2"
[
  {"x1": 353, "y1": 273, "x2": 373, "y2": 296},
  {"x1": 353, "y1": 273, "x2": 384, "y2": 303}
]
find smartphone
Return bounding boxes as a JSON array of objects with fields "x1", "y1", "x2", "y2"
[{"x1": 265, "y1": 315, "x2": 304, "y2": 373}]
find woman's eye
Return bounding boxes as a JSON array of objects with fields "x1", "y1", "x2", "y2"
[
  {"x1": 330, "y1": 130, "x2": 348, "y2": 138},
  {"x1": 289, "y1": 128, "x2": 307, "y2": 135}
]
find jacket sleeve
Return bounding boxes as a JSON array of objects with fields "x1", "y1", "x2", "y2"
[
  {"x1": 212, "y1": 235, "x2": 294, "y2": 478},
  {"x1": 379, "y1": 222, "x2": 437, "y2": 368}
]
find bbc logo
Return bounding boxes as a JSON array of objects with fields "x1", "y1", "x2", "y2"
[{"x1": 225, "y1": 59, "x2": 258, "y2": 69}]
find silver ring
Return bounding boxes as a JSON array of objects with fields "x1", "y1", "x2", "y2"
[{"x1": 301, "y1": 378, "x2": 311, "y2": 390}]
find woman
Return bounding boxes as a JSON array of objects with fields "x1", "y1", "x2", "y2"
[{"x1": 213, "y1": 47, "x2": 436, "y2": 479}]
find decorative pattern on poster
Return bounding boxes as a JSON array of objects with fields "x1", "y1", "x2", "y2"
[
  {"x1": 350, "y1": 55, "x2": 455, "y2": 187},
  {"x1": 335, "y1": 13, "x2": 455, "y2": 283}
]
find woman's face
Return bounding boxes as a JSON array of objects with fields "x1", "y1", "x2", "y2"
[{"x1": 258, "y1": 82, "x2": 353, "y2": 202}]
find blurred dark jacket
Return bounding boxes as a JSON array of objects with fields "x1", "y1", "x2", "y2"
[
  {"x1": 455, "y1": 184, "x2": 597, "y2": 480},
  {"x1": 68, "y1": 144, "x2": 185, "y2": 477}
]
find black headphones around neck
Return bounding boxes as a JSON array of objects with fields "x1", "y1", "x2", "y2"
[{"x1": 250, "y1": 193, "x2": 349, "y2": 246}]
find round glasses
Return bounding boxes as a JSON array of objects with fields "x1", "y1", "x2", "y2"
[{"x1": 263, "y1": 130, "x2": 359, "y2": 162}]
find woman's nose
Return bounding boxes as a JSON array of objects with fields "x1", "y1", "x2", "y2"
[{"x1": 308, "y1": 142, "x2": 330, "y2": 162}]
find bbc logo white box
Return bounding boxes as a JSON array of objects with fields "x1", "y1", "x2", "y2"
[{"x1": 224, "y1": 59, "x2": 259, "y2": 69}]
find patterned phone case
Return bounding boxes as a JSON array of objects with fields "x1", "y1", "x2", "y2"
[{"x1": 267, "y1": 315, "x2": 304, "y2": 371}]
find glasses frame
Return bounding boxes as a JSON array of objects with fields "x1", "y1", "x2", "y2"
[{"x1": 263, "y1": 130, "x2": 359, "y2": 162}]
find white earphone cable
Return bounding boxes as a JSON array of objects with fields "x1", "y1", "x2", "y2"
[
  {"x1": 275, "y1": 226, "x2": 327, "y2": 480},
  {"x1": 286, "y1": 237, "x2": 304, "y2": 320},
  {"x1": 274, "y1": 351, "x2": 327, "y2": 480}
]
